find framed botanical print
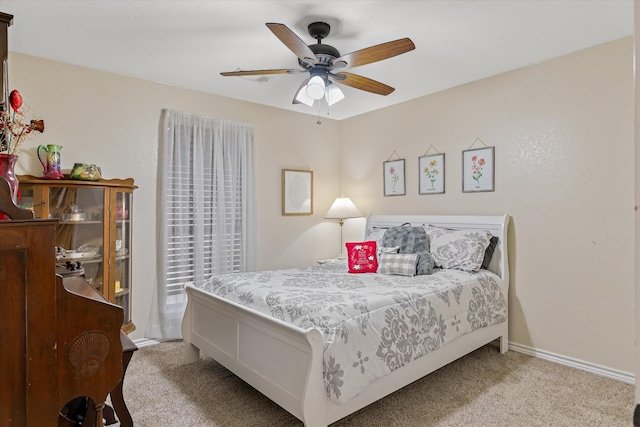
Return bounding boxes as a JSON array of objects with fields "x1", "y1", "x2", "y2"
[
  {"x1": 282, "y1": 169, "x2": 313, "y2": 215},
  {"x1": 462, "y1": 147, "x2": 495, "y2": 192},
  {"x1": 383, "y1": 159, "x2": 405, "y2": 196},
  {"x1": 419, "y1": 153, "x2": 445, "y2": 194}
]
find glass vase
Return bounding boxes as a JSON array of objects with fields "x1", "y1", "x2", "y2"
[{"x1": 0, "y1": 153, "x2": 18, "y2": 202}]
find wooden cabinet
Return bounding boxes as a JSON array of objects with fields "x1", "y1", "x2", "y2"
[
  {"x1": 0, "y1": 218, "x2": 124, "y2": 426},
  {"x1": 0, "y1": 219, "x2": 58, "y2": 424},
  {"x1": 18, "y1": 175, "x2": 137, "y2": 333}
]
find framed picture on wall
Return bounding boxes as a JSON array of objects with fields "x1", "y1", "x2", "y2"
[
  {"x1": 462, "y1": 147, "x2": 495, "y2": 192},
  {"x1": 383, "y1": 159, "x2": 406, "y2": 196},
  {"x1": 282, "y1": 169, "x2": 313, "y2": 215},
  {"x1": 419, "y1": 153, "x2": 445, "y2": 195}
]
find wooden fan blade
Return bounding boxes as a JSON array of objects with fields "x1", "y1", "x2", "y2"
[
  {"x1": 266, "y1": 23, "x2": 318, "y2": 65},
  {"x1": 334, "y1": 72, "x2": 395, "y2": 96},
  {"x1": 331, "y1": 38, "x2": 415, "y2": 69},
  {"x1": 220, "y1": 69, "x2": 299, "y2": 76}
]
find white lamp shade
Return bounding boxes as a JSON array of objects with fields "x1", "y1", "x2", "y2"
[
  {"x1": 306, "y1": 75, "x2": 326, "y2": 100},
  {"x1": 295, "y1": 85, "x2": 315, "y2": 107},
  {"x1": 325, "y1": 82, "x2": 345, "y2": 106},
  {"x1": 325, "y1": 197, "x2": 362, "y2": 220}
]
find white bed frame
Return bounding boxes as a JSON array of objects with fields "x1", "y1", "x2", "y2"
[{"x1": 182, "y1": 214, "x2": 510, "y2": 427}]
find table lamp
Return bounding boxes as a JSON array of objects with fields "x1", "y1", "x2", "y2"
[{"x1": 325, "y1": 196, "x2": 362, "y2": 259}]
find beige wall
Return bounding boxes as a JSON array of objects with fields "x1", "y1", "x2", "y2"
[
  {"x1": 8, "y1": 36, "x2": 635, "y2": 374},
  {"x1": 341, "y1": 37, "x2": 635, "y2": 373},
  {"x1": 9, "y1": 52, "x2": 343, "y2": 341}
]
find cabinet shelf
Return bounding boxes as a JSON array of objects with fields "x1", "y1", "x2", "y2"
[
  {"x1": 115, "y1": 288, "x2": 130, "y2": 297},
  {"x1": 18, "y1": 175, "x2": 137, "y2": 333},
  {"x1": 60, "y1": 256, "x2": 103, "y2": 264},
  {"x1": 59, "y1": 220, "x2": 103, "y2": 225}
]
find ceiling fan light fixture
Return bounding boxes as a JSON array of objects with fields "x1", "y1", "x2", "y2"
[
  {"x1": 306, "y1": 75, "x2": 326, "y2": 100},
  {"x1": 325, "y1": 82, "x2": 345, "y2": 106},
  {"x1": 222, "y1": 22, "x2": 416, "y2": 111},
  {"x1": 295, "y1": 85, "x2": 315, "y2": 107}
]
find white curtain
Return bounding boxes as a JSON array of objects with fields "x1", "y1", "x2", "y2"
[{"x1": 146, "y1": 109, "x2": 256, "y2": 340}]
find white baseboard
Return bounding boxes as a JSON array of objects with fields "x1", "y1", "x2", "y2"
[
  {"x1": 133, "y1": 338, "x2": 163, "y2": 348},
  {"x1": 133, "y1": 337, "x2": 635, "y2": 385},
  {"x1": 508, "y1": 341, "x2": 634, "y2": 384}
]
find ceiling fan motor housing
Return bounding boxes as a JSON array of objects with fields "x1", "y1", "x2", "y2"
[
  {"x1": 307, "y1": 22, "x2": 331, "y2": 41},
  {"x1": 308, "y1": 22, "x2": 340, "y2": 64},
  {"x1": 299, "y1": 48, "x2": 339, "y2": 68}
]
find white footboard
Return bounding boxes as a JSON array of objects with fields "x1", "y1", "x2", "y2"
[
  {"x1": 182, "y1": 283, "x2": 508, "y2": 427},
  {"x1": 182, "y1": 284, "x2": 328, "y2": 427}
]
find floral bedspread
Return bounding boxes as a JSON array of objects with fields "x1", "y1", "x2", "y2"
[{"x1": 197, "y1": 261, "x2": 507, "y2": 404}]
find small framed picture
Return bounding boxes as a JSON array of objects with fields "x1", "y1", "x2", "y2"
[
  {"x1": 282, "y1": 169, "x2": 313, "y2": 215},
  {"x1": 462, "y1": 147, "x2": 495, "y2": 192},
  {"x1": 419, "y1": 153, "x2": 445, "y2": 195},
  {"x1": 383, "y1": 159, "x2": 405, "y2": 196}
]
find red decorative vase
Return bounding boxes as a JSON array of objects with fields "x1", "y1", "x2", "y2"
[{"x1": 0, "y1": 152, "x2": 19, "y2": 202}]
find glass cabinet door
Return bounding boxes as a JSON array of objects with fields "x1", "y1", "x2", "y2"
[
  {"x1": 115, "y1": 190, "x2": 133, "y2": 328},
  {"x1": 50, "y1": 186, "x2": 106, "y2": 294}
]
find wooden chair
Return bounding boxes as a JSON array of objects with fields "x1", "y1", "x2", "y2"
[{"x1": 81, "y1": 331, "x2": 138, "y2": 427}]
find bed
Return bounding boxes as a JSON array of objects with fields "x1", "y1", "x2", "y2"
[{"x1": 182, "y1": 214, "x2": 510, "y2": 426}]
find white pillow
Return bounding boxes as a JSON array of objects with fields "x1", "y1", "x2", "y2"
[
  {"x1": 425, "y1": 226, "x2": 492, "y2": 272},
  {"x1": 364, "y1": 226, "x2": 387, "y2": 247},
  {"x1": 377, "y1": 245, "x2": 400, "y2": 259}
]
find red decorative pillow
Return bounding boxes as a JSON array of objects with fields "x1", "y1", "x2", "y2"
[{"x1": 345, "y1": 241, "x2": 378, "y2": 273}]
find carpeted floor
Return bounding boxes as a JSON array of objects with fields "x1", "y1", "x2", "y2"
[{"x1": 120, "y1": 341, "x2": 634, "y2": 426}]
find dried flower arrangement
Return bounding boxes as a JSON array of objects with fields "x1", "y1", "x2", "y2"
[{"x1": 0, "y1": 89, "x2": 45, "y2": 155}]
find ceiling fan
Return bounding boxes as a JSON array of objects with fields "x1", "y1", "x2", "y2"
[{"x1": 220, "y1": 22, "x2": 415, "y2": 107}]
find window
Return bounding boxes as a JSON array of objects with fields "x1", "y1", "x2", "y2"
[{"x1": 146, "y1": 109, "x2": 256, "y2": 339}]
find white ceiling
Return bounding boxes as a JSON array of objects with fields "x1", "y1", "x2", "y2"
[{"x1": 0, "y1": 1, "x2": 633, "y2": 120}]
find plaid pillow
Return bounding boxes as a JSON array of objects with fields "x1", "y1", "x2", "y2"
[{"x1": 378, "y1": 253, "x2": 418, "y2": 276}]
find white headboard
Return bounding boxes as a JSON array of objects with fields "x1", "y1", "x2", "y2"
[{"x1": 365, "y1": 214, "x2": 510, "y2": 285}]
